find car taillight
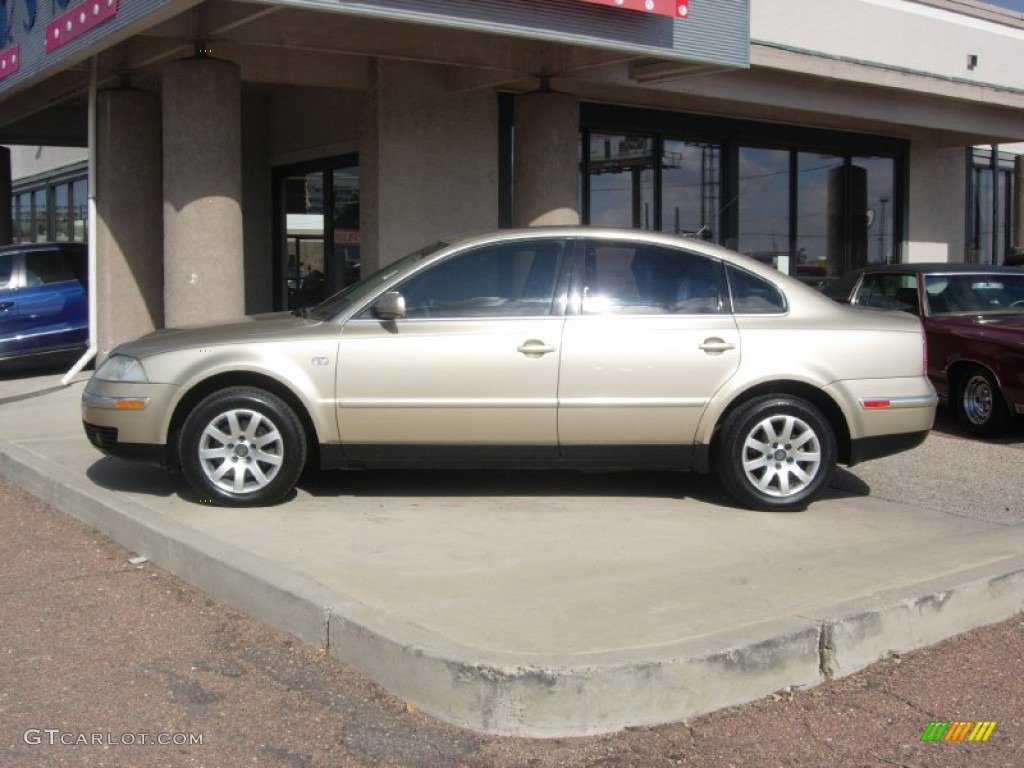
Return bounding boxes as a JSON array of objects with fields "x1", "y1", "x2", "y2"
[{"x1": 921, "y1": 330, "x2": 928, "y2": 376}]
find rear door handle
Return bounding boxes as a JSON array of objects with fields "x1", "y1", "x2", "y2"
[
  {"x1": 699, "y1": 337, "x2": 736, "y2": 355},
  {"x1": 517, "y1": 339, "x2": 557, "y2": 358},
  {"x1": 0, "y1": 301, "x2": 12, "y2": 312}
]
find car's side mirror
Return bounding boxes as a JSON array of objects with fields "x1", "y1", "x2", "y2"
[{"x1": 373, "y1": 291, "x2": 407, "y2": 320}]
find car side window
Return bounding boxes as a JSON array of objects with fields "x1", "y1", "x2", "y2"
[
  {"x1": 581, "y1": 243, "x2": 721, "y2": 315},
  {"x1": 725, "y1": 265, "x2": 787, "y2": 314},
  {"x1": 392, "y1": 240, "x2": 564, "y2": 318},
  {"x1": 24, "y1": 250, "x2": 81, "y2": 286},
  {"x1": 0, "y1": 254, "x2": 14, "y2": 290},
  {"x1": 858, "y1": 273, "x2": 918, "y2": 313}
]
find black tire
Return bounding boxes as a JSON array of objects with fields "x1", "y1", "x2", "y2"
[
  {"x1": 180, "y1": 387, "x2": 307, "y2": 507},
  {"x1": 954, "y1": 366, "x2": 1009, "y2": 438},
  {"x1": 714, "y1": 395, "x2": 837, "y2": 511}
]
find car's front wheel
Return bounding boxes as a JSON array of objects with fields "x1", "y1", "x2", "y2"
[
  {"x1": 714, "y1": 395, "x2": 837, "y2": 511},
  {"x1": 180, "y1": 387, "x2": 307, "y2": 506},
  {"x1": 954, "y1": 366, "x2": 1008, "y2": 438}
]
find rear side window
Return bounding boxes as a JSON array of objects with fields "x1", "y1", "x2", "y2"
[
  {"x1": 726, "y1": 265, "x2": 786, "y2": 314},
  {"x1": 581, "y1": 242, "x2": 722, "y2": 315},
  {"x1": 24, "y1": 250, "x2": 83, "y2": 286},
  {"x1": 858, "y1": 273, "x2": 918, "y2": 313}
]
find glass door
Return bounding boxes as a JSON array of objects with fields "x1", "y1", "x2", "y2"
[{"x1": 274, "y1": 156, "x2": 360, "y2": 311}]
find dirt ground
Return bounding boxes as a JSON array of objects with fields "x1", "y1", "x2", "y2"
[{"x1": 1, "y1": 474, "x2": 1021, "y2": 768}]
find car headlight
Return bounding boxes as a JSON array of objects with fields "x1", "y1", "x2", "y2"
[{"x1": 95, "y1": 354, "x2": 149, "y2": 383}]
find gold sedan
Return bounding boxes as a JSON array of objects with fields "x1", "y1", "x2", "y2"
[{"x1": 82, "y1": 228, "x2": 936, "y2": 511}]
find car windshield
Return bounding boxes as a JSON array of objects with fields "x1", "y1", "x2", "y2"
[
  {"x1": 306, "y1": 241, "x2": 449, "y2": 320},
  {"x1": 923, "y1": 273, "x2": 1024, "y2": 316}
]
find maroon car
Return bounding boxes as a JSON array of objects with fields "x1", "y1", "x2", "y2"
[{"x1": 826, "y1": 263, "x2": 1024, "y2": 437}]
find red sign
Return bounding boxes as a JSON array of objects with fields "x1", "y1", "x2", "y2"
[
  {"x1": 46, "y1": 0, "x2": 120, "y2": 52},
  {"x1": 580, "y1": 0, "x2": 689, "y2": 19},
  {"x1": 0, "y1": 45, "x2": 18, "y2": 81}
]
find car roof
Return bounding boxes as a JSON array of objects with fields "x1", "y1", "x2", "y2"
[
  {"x1": 851, "y1": 262, "x2": 1023, "y2": 275},
  {"x1": 0, "y1": 241, "x2": 86, "y2": 255}
]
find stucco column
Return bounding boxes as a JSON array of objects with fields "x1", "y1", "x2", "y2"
[
  {"x1": 95, "y1": 88, "x2": 163, "y2": 360},
  {"x1": 512, "y1": 90, "x2": 580, "y2": 227},
  {"x1": 1013, "y1": 154, "x2": 1024, "y2": 263},
  {"x1": 0, "y1": 147, "x2": 11, "y2": 245},
  {"x1": 162, "y1": 56, "x2": 244, "y2": 326}
]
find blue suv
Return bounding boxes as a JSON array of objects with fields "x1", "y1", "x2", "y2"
[{"x1": 0, "y1": 242, "x2": 88, "y2": 362}]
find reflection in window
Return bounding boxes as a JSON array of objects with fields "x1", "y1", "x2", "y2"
[
  {"x1": 662, "y1": 140, "x2": 720, "y2": 241},
  {"x1": 33, "y1": 189, "x2": 47, "y2": 242},
  {"x1": 725, "y1": 265, "x2": 787, "y2": 314},
  {"x1": 54, "y1": 184, "x2": 70, "y2": 242},
  {"x1": 856, "y1": 156, "x2": 895, "y2": 267},
  {"x1": 582, "y1": 242, "x2": 721, "y2": 315},
  {"x1": 737, "y1": 148, "x2": 790, "y2": 273},
  {"x1": 397, "y1": 240, "x2": 564, "y2": 318},
  {"x1": 796, "y1": 153, "x2": 842, "y2": 282},
  {"x1": 587, "y1": 133, "x2": 655, "y2": 229},
  {"x1": 71, "y1": 179, "x2": 88, "y2": 242}
]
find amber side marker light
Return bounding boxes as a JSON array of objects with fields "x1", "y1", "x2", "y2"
[{"x1": 114, "y1": 398, "x2": 149, "y2": 410}]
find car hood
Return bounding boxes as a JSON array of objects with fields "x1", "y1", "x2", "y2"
[{"x1": 113, "y1": 312, "x2": 330, "y2": 359}]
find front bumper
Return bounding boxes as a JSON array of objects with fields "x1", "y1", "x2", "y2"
[{"x1": 81, "y1": 379, "x2": 179, "y2": 464}]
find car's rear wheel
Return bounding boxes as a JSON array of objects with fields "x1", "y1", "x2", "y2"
[
  {"x1": 714, "y1": 395, "x2": 836, "y2": 511},
  {"x1": 180, "y1": 387, "x2": 307, "y2": 506},
  {"x1": 955, "y1": 366, "x2": 1008, "y2": 438}
]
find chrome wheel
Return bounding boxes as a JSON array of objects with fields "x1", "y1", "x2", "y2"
[
  {"x1": 715, "y1": 395, "x2": 836, "y2": 511},
  {"x1": 198, "y1": 408, "x2": 285, "y2": 494},
  {"x1": 954, "y1": 366, "x2": 1008, "y2": 438},
  {"x1": 741, "y1": 413, "x2": 823, "y2": 498},
  {"x1": 180, "y1": 387, "x2": 306, "y2": 506},
  {"x1": 960, "y1": 373, "x2": 994, "y2": 427}
]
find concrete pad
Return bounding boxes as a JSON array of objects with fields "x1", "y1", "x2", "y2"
[{"x1": 0, "y1": 377, "x2": 1022, "y2": 736}]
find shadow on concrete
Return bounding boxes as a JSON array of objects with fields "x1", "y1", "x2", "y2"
[
  {"x1": 86, "y1": 457, "x2": 181, "y2": 499},
  {"x1": 0, "y1": 350, "x2": 89, "y2": 380},
  {"x1": 930, "y1": 403, "x2": 1024, "y2": 446},
  {"x1": 82, "y1": 456, "x2": 875, "y2": 514}
]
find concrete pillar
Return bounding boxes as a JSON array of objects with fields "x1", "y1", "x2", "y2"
[
  {"x1": 512, "y1": 90, "x2": 580, "y2": 227},
  {"x1": 0, "y1": 146, "x2": 12, "y2": 245},
  {"x1": 1012, "y1": 154, "x2": 1024, "y2": 264},
  {"x1": 95, "y1": 88, "x2": 164, "y2": 360},
  {"x1": 162, "y1": 56, "x2": 244, "y2": 327}
]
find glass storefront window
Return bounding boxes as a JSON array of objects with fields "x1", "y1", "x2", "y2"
[
  {"x1": 32, "y1": 189, "x2": 47, "y2": 242},
  {"x1": 15, "y1": 192, "x2": 31, "y2": 243},
  {"x1": 587, "y1": 133, "x2": 655, "y2": 229},
  {"x1": 796, "y1": 153, "x2": 842, "y2": 283},
  {"x1": 578, "y1": 110, "x2": 905, "y2": 279},
  {"x1": 737, "y1": 147, "x2": 791, "y2": 273},
  {"x1": 332, "y1": 165, "x2": 361, "y2": 291},
  {"x1": 856, "y1": 156, "x2": 896, "y2": 267},
  {"x1": 276, "y1": 157, "x2": 361, "y2": 310},
  {"x1": 71, "y1": 178, "x2": 87, "y2": 242},
  {"x1": 54, "y1": 184, "x2": 70, "y2": 241},
  {"x1": 661, "y1": 139, "x2": 720, "y2": 241}
]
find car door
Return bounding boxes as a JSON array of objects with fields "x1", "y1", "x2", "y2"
[
  {"x1": 557, "y1": 240, "x2": 741, "y2": 463},
  {"x1": 335, "y1": 238, "x2": 569, "y2": 463},
  {"x1": 9, "y1": 247, "x2": 88, "y2": 356},
  {"x1": 0, "y1": 250, "x2": 21, "y2": 356}
]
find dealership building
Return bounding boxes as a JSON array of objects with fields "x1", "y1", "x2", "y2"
[{"x1": 2, "y1": 0, "x2": 1023, "y2": 358}]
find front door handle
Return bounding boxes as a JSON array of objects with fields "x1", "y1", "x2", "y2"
[
  {"x1": 699, "y1": 337, "x2": 736, "y2": 355},
  {"x1": 0, "y1": 301, "x2": 12, "y2": 312},
  {"x1": 517, "y1": 339, "x2": 557, "y2": 358}
]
